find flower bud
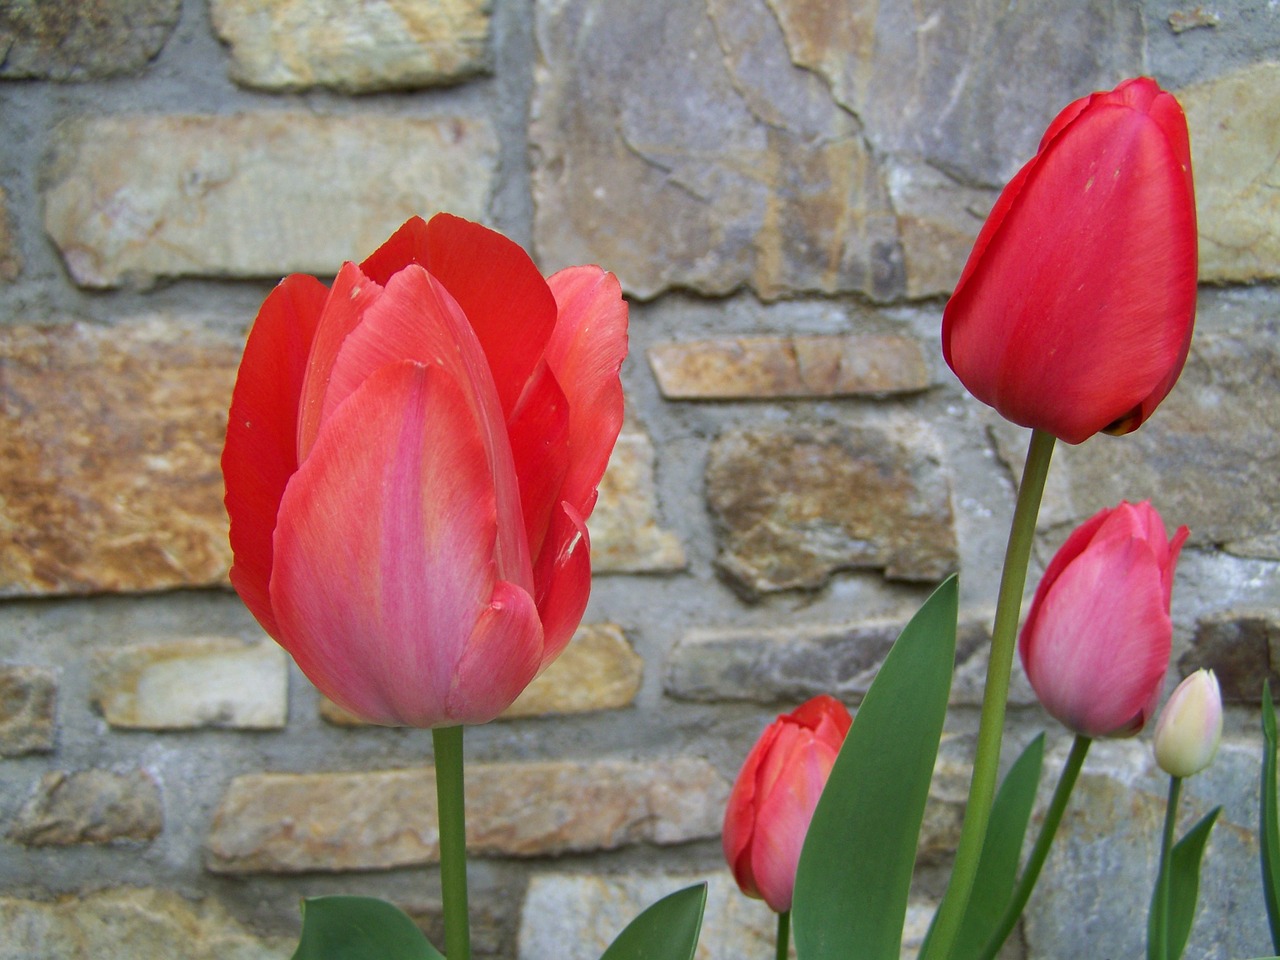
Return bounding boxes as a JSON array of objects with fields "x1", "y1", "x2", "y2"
[{"x1": 1153, "y1": 669, "x2": 1223, "y2": 778}]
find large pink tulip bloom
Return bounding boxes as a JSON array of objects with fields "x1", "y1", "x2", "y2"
[
  {"x1": 943, "y1": 77, "x2": 1197, "y2": 444},
  {"x1": 723, "y1": 695, "x2": 852, "y2": 913},
  {"x1": 1019, "y1": 501, "x2": 1188, "y2": 739},
  {"x1": 222, "y1": 214, "x2": 628, "y2": 728}
]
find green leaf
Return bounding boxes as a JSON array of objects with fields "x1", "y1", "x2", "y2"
[
  {"x1": 291, "y1": 896, "x2": 444, "y2": 960},
  {"x1": 793, "y1": 575, "x2": 958, "y2": 960},
  {"x1": 599, "y1": 883, "x2": 707, "y2": 960},
  {"x1": 1164, "y1": 807, "x2": 1220, "y2": 960},
  {"x1": 1263, "y1": 681, "x2": 1280, "y2": 953}
]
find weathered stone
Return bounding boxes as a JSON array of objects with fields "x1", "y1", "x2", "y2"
[
  {"x1": 767, "y1": 0, "x2": 1143, "y2": 186},
  {"x1": 0, "y1": 887, "x2": 291, "y2": 960},
  {"x1": 590, "y1": 430, "x2": 685, "y2": 574},
  {"x1": 0, "y1": 0, "x2": 179, "y2": 80},
  {"x1": 43, "y1": 114, "x2": 497, "y2": 287},
  {"x1": 0, "y1": 187, "x2": 20, "y2": 281},
  {"x1": 0, "y1": 319, "x2": 238, "y2": 596},
  {"x1": 1180, "y1": 611, "x2": 1280, "y2": 703},
  {"x1": 91, "y1": 637, "x2": 287, "y2": 730},
  {"x1": 706, "y1": 420, "x2": 957, "y2": 596},
  {"x1": 531, "y1": 0, "x2": 903, "y2": 301},
  {"x1": 1168, "y1": 6, "x2": 1219, "y2": 32},
  {"x1": 517, "y1": 872, "x2": 940, "y2": 959},
  {"x1": 211, "y1": 0, "x2": 491, "y2": 93},
  {"x1": 1023, "y1": 738, "x2": 1272, "y2": 959},
  {"x1": 207, "y1": 757, "x2": 727, "y2": 873},
  {"x1": 1180, "y1": 62, "x2": 1280, "y2": 284},
  {"x1": 648, "y1": 334, "x2": 930, "y2": 400},
  {"x1": 0, "y1": 665, "x2": 56, "y2": 756},
  {"x1": 10, "y1": 769, "x2": 163, "y2": 846},
  {"x1": 321, "y1": 622, "x2": 642, "y2": 724}
]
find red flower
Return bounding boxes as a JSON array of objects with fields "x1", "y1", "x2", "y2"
[
  {"x1": 722, "y1": 695, "x2": 853, "y2": 913},
  {"x1": 1019, "y1": 501, "x2": 1187, "y2": 738},
  {"x1": 222, "y1": 214, "x2": 628, "y2": 727},
  {"x1": 942, "y1": 77, "x2": 1197, "y2": 444}
]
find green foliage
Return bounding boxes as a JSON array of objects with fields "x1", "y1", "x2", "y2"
[
  {"x1": 599, "y1": 883, "x2": 707, "y2": 960},
  {"x1": 1262, "y1": 681, "x2": 1280, "y2": 952},
  {"x1": 1164, "y1": 808, "x2": 1221, "y2": 960},
  {"x1": 792, "y1": 576, "x2": 958, "y2": 960},
  {"x1": 291, "y1": 896, "x2": 445, "y2": 960}
]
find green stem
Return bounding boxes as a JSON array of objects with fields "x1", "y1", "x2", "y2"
[
  {"x1": 978, "y1": 734, "x2": 1092, "y2": 960},
  {"x1": 928, "y1": 428, "x2": 1056, "y2": 959},
  {"x1": 776, "y1": 909, "x2": 791, "y2": 960},
  {"x1": 1149, "y1": 776, "x2": 1184, "y2": 960},
  {"x1": 433, "y1": 725, "x2": 471, "y2": 960}
]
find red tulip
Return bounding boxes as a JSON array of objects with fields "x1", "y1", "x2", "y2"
[
  {"x1": 942, "y1": 77, "x2": 1197, "y2": 444},
  {"x1": 1019, "y1": 501, "x2": 1188, "y2": 739},
  {"x1": 722, "y1": 695, "x2": 852, "y2": 913},
  {"x1": 222, "y1": 214, "x2": 628, "y2": 727}
]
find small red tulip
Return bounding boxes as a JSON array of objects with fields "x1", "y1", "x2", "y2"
[
  {"x1": 722, "y1": 695, "x2": 852, "y2": 913},
  {"x1": 222, "y1": 214, "x2": 628, "y2": 727},
  {"x1": 942, "y1": 77, "x2": 1197, "y2": 444},
  {"x1": 1019, "y1": 501, "x2": 1188, "y2": 739}
]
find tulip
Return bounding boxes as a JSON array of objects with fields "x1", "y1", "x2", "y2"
[
  {"x1": 1019, "y1": 501, "x2": 1188, "y2": 739},
  {"x1": 222, "y1": 214, "x2": 628, "y2": 728},
  {"x1": 942, "y1": 77, "x2": 1197, "y2": 444},
  {"x1": 1154, "y1": 669, "x2": 1223, "y2": 778},
  {"x1": 723, "y1": 695, "x2": 852, "y2": 913}
]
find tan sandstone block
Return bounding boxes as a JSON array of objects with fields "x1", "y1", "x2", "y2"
[
  {"x1": 590, "y1": 431, "x2": 685, "y2": 573},
  {"x1": 211, "y1": 0, "x2": 491, "y2": 92},
  {"x1": 43, "y1": 113, "x2": 497, "y2": 287},
  {"x1": 10, "y1": 770, "x2": 163, "y2": 846},
  {"x1": 0, "y1": 666, "x2": 57, "y2": 756},
  {"x1": 206, "y1": 757, "x2": 728, "y2": 873}
]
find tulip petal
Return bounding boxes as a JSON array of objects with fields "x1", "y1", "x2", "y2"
[
  {"x1": 270, "y1": 361, "x2": 508, "y2": 727},
  {"x1": 223, "y1": 273, "x2": 330, "y2": 639},
  {"x1": 531, "y1": 502, "x2": 592, "y2": 668},
  {"x1": 449, "y1": 580, "x2": 544, "y2": 725},
  {"x1": 359, "y1": 215, "x2": 432, "y2": 285},
  {"x1": 507, "y1": 360, "x2": 570, "y2": 562},
  {"x1": 422, "y1": 213, "x2": 559, "y2": 420},
  {"x1": 545, "y1": 266, "x2": 629, "y2": 520},
  {"x1": 319, "y1": 264, "x2": 532, "y2": 591}
]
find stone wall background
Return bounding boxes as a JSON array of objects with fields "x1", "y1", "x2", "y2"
[{"x1": 0, "y1": 1, "x2": 1278, "y2": 957}]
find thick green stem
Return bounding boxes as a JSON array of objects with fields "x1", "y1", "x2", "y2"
[
  {"x1": 776, "y1": 909, "x2": 791, "y2": 960},
  {"x1": 433, "y1": 725, "x2": 471, "y2": 960},
  {"x1": 978, "y1": 734, "x2": 1092, "y2": 960},
  {"x1": 1149, "y1": 776, "x2": 1184, "y2": 960},
  {"x1": 928, "y1": 429, "x2": 1056, "y2": 959}
]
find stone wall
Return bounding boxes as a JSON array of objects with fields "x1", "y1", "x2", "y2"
[{"x1": 1, "y1": 1, "x2": 1277, "y2": 957}]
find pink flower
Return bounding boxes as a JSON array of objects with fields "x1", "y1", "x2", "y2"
[
  {"x1": 222, "y1": 214, "x2": 628, "y2": 727},
  {"x1": 722, "y1": 695, "x2": 853, "y2": 913},
  {"x1": 1019, "y1": 501, "x2": 1188, "y2": 738},
  {"x1": 942, "y1": 78, "x2": 1197, "y2": 444}
]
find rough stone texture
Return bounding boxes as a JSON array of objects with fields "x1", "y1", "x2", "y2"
[
  {"x1": 0, "y1": 0, "x2": 180, "y2": 80},
  {"x1": 706, "y1": 420, "x2": 957, "y2": 596},
  {"x1": 0, "y1": 187, "x2": 20, "y2": 281},
  {"x1": 91, "y1": 637, "x2": 287, "y2": 730},
  {"x1": 0, "y1": 319, "x2": 239, "y2": 596},
  {"x1": 531, "y1": 0, "x2": 903, "y2": 301},
  {"x1": 1023, "y1": 738, "x2": 1272, "y2": 960},
  {"x1": 0, "y1": 887, "x2": 291, "y2": 960},
  {"x1": 648, "y1": 334, "x2": 930, "y2": 399},
  {"x1": 211, "y1": 0, "x2": 491, "y2": 93},
  {"x1": 206, "y1": 757, "x2": 727, "y2": 873},
  {"x1": 9, "y1": 769, "x2": 163, "y2": 846},
  {"x1": 0, "y1": 665, "x2": 56, "y2": 756},
  {"x1": 1180, "y1": 61, "x2": 1280, "y2": 284},
  {"x1": 517, "y1": 872, "x2": 940, "y2": 959},
  {"x1": 664, "y1": 617, "x2": 1033, "y2": 708},
  {"x1": 1179, "y1": 611, "x2": 1280, "y2": 703},
  {"x1": 590, "y1": 430, "x2": 686, "y2": 574},
  {"x1": 43, "y1": 114, "x2": 497, "y2": 287},
  {"x1": 320, "y1": 622, "x2": 643, "y2": 724}
]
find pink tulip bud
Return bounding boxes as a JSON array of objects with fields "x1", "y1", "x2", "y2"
[
  {"x1": 1019, "y1": 501, "x2": 1188, "y2": 739},
  {"x1": 942, "y1": 77, "x2": 1197, "y2": 444},
  {"x1": 1154, "y1": 669, "x2": 1223, "y2": 778},
  {"x1": 722, "y1": 695, "x2": 852, "y2": 913},
  {"x1": 222, "y1": 215, "x2": 628, "y2": 728}
]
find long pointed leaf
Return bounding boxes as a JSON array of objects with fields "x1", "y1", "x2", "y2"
[
  {"x1": 599, "y1": 883, "x2": 707, "y2": 960},
  {"x1": 793, "y1": 575, "x2": 958, "y2": 960},
  {"x1": 291, "y1": 896, "x2": 444, "y2": 960},
  {"x1": 1165, "y1": 807, "x2": 1220, "y2": 960},
  {"x1": 1263, "y1": 681, "x2": 1280, "y2": 952}
]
